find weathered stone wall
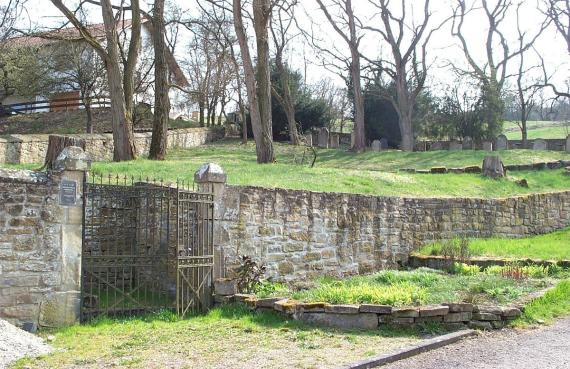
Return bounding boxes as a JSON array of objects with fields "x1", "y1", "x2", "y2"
[
  {"x1": 0, "y1": 166, "x2": 84, "y2": 327},
  {"x1": 0, "y1": 127, "x2": 224, "y2": 164},
  {"x1": 215, "y1": 186, "x2": 570, "y2": 282},
  {"x1": 415, "y1": 138, "x2": 568, "y2": 152}
]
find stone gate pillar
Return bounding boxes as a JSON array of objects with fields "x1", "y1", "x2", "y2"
[
  {"x1": 194, "y1": 163, "x2": 227, "y2": 279},
  {"x1": 40, "y1": 146, "x2": 90, "y2": 327}
]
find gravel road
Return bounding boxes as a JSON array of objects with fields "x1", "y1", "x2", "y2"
[
  {"x1": 382, "y1": 317, "x2": 570, "y2": 369},
  {"x1": 0, "y1": 319, "x2": 51, "y2": 369}
]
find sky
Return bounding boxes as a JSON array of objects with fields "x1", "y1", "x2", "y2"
[{"x1": 8, "y1": 0, "x2": 570, "y2": 96}]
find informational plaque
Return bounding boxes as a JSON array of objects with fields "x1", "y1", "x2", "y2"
[{"x1": 59, "y1": 180, "x2": 77, "y2": 206}]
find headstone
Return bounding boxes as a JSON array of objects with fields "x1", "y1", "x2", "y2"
[
  {"x1": 380, "y1": 138, "x2": 389, "y2": 150},
  {"x1": 449, "y1": 141, "x2": 463, "y2": 151},
  {"x1": 371, "y1": 140, "x2": 382, "y2": 152},
  {"x1": 482, "y1": 141, "x2": 493, "y2": 151},
  {"x1": 351, "y1": 132, "x2": 356, "y2": 148},
  {"x1": 495, "y1": 135, "x2": 508, "y2": 151},
  {"x1": 482, "y1": 156, "x2": 505, "y2": 178},
  {"x1": 566, "y1": 135, "x2": 570, "y2": 153},
  {"x1": 430, "y1": 142, "x2": 443, "y2": 151},
  {"x1": 462, "y1": 137, "x2": 473, "y2": 150},
  {"x1": 318, "y1": 127, "x2": 329, "y2": 148},
  {"x1": 330, "y1": 134, "x2": 340, "y2": 148},
  {"x1": 304, "y1": 132, "x2": 313, "y2": 147},
  {"x1": 532, "y1": 138, "x2": 548, "y2": 151}
]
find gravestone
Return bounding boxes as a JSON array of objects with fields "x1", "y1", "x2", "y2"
[
  {"x1": 462, "y1": 136, "x2": 473, "y2": 150},
  {"x1": 304, "y1": 132, "x2": 313, "y2": 147},
  {"x1": 495, "y1": 135, "x2": 508, "y2": 150},
  {"x1": 430, "y1": 142, "x2": 443, "y2": 151},
  {"x1": 371, "y1": 140, "x2": 382, "y2": 152},
  {"x1": 318, "y1": 127, "x2": 329, "y2": 148},
  {"x1": 533, "y1": 139, "x2": 547, "y2": 151},
  {"x1": 482, "y1": 141, "x2": 493, "y2": 151},
  {"x1": 482, "y1": 156, "x2": 505, "y2": 178},
  {"x1": 567, "y1": 135, "x2": 570, "y2": 153},
  {"x1": 330, "y1": 134, "x2": 340, "y2": 148},
  {"x1": 380, "y1": 138, "x2": 389, "y2": 150},
  {"x1": 350, "y1": 132, "x2": 356, "y2": 148},
  {"x1": 449, "y1": 141, "x2": 463, "y2": 151}
]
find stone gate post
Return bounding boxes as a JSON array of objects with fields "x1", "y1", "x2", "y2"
[
  {"x1": 40, "y1": 146, "x2": 90, "y2": 327},
  {"x1": 194, "y1": 163, "x2": 227, "y2": 279}
]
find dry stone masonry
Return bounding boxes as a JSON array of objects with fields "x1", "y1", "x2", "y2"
[
  {"x1": 215, "y1": 184, "x2": 570, "y2": 282},
  {"x1": 0, "y1": 127, "x2": 224, "y2": 164}
]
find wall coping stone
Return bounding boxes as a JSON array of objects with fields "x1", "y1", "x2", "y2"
[{"x1": 0, "y1": 168, "x2": 48, "y2": 184}]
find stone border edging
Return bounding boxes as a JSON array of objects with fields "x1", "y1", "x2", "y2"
[
  {"x1": 407, "y1": 255, "x2": 570, "y2": 270},
  {"x1": 399, "y1": 160, "x2": 570, "y2": 175},
  {"x1": 336, "y1": 329, "x2": 477, "y2": 369}
]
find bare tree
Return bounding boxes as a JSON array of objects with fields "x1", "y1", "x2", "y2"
[
  {"x1": 545, "y1": 0, "x2": 570, "y2": 52},
  {"x1": 50, "y1": 0, "x2": 141, "y2": 161},
  {"x1": 149, "y1": 0, "x2": 170, "y2": 160},
  {"x1": 315, "y1": 0, "x2": 366, "y2": 151},
  {"x1": 452, "y1": 0, "x2": 547, "y2": 139},
  {"x1": 365, "y1": 0, "x2": 445, "y2": 151},
  {"x1": 271, "y1": 0, "x2": 301, "y2": 145}
]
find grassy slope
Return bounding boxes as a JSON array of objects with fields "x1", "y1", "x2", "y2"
[
  {"x1": 258, "y1": 269, "x2": 555, "y2": 306},
  {"x1": 516, "y1": 280, "x2": 570, "y2": 326},
  {"x1": 503, "y1": 120, "x2": 570, "y2": 140},
  {"x1": 12, "y1": 305, "x2": 421, "y2": 369},
  {"x1": 417, "y1": 227, "x2": 570, "y2": 261},
  {"x1": 4, "y1": 140, "x2": 570, "y2": 198}
]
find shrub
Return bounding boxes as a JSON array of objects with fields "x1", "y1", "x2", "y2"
[
  {"x1": 438, "y1": 238, "x2": 471, "y2": 262},
  {"x1": 235, "y1": 255, "x2": 266, "y2": 294},
  {"x1": 451, "y1": 262, "x2": 480, "y2": 276},
  {"x1": 254, "y1": 281, "x2": 290, "y2": 298}
]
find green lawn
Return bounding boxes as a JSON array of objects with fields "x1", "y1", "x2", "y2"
[
  {"x1": 13, "y1": 305, "x2": 422, "y2": 369},
  {"x1": 256, "y1": 268, "x2": 561, "y2": 307},
  {"x1": 517, "y1": 280, "x2": 570, "y2": 326},
  {"x1": 4, "y1": 140, "x2": 570, "y2": 198},
  {"x1": 503, "y1": 120, "x2": 570, "y2": 140},
  {"x1": 417, "y1": 227, "x2": 570, "y2": 261}
]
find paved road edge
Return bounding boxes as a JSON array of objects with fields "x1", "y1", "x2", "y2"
[{"x1": 337, "y1": 329, "x2": 477, "y2": 369}]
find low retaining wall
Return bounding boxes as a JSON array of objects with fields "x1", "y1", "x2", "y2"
[
  {"x1": 0, "y1": 127, "x2": 224, "y2": 164},
  {"x1": 408, "y1": 255, "x2": 570, "y2": 270},
  {"x1": 215, "y1": 185, "x2": 570, "y2": 282},
  {"x1": 215, "y1": 292, "x2": 546, "y2": 331}
]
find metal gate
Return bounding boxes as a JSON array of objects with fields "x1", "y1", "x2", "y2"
[{"x1": 81, "y1": 174, "x2": 214, "y2": 321}]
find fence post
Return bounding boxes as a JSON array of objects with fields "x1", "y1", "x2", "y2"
[
  {"x1": 194, "y1": 163, "x2": 227, "y2": 279},
  {"x1": 41, "y1": 146, "x2": 90, "y2": 327}
]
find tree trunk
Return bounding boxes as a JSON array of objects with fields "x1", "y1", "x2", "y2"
[
  {"x1": 85, "y1": 102, "x2": 93, "y2": 134},
  {"x1": 149, "y1": 0, "x2": 170, "y2": 161},
  {"x1": 101, "y1": 0, "x2": 136, "y2": 161},
  {"x1": 199, "y1": 98, "x2": 205, "y2": 127},
  {"x1": 275, "y1": 54, "x2": 300, "y2": 145},
  {"x1": 41, "y1": 135, "x2": 86, "y2": 170},
  {"x1": 122, "y1": 0, "x2": 141, "y2": 120},
  {"x1": 233, "y1": 0, "x2": 274, "y2": 163},
  {"x1": 347, "y1": 0, "x2": 365, "y2": 151}
]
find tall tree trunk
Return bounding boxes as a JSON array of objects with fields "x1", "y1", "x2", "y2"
[
  {"x1": 347, "y1": 0, "x2": 365, "y2": 151},
  {"x1": 149, "y1": 0, "x2": 170, "y2": 160},
  {"x1": 233, "y1": 0, "x2": 274, "y2": 163},
  {"x1": 123, "y1": 0, "x2": 141, "y2": 120},
  {"x1": 396, "y1": 77, "x2": 415, "y2": 151},
  {"x1": 85, "y1": 102, "x2": 93, "y2": 134},
  {"x1": 101, "y1": 0, "x2": 136, "y2": 161},
  {"x1": 275, "y1": 56, "x2": 300, "y2": 145},
  {"x1": 199, "y1": 98, "x2": 205, "y2": 127}
]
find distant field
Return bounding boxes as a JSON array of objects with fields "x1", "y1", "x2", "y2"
[{"x1": 503, "y1": 120, "x2": 569, "y2": 140}]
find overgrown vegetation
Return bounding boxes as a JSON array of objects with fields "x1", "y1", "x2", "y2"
[
  {"x1": 418, "y1": 228, "x2": 570, "y2": 261},
  {"x1": 255, "y1": 268, "x2": 560, "y2": 306},
  {"x1": 515, "y1": 280, "x2": 570, "y2": 326}
]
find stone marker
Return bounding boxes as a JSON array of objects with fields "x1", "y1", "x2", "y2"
[
  {"x1": 380, "y1": 138, "x2": 389, "y2": 150},
  {"x1": 566, "y1": 135, "x2": 570, "y2": 153},
  {"x1": 330, "y1": 133, "x2": 340, "y2": 148},
  {"x1": 449, "y1": 141, "x2": 463, "y2": 151},
  {"x1": 430, "y1": 142, "x2": 443, "y2": 151},
  {"x1": 350, "y1": 131, "x2": 356, "y2": 148},
  {"x1": 462, "y1": 136, "x2": 473, "y2": 150},
  {"x1": 495, "y1": 134, "x2": 508, "y2": 150},
  {"x1": 371, "y1": 140, "x2": 382, "y2": 151},
  {"x1": 482, "y1": 156, "x2": 505, "y2": 178},
  {"x1": 482, "y1": 141, "x2": 493, "y2": 151},
  {"x1": 533, "y1": 138, "x2": 548, "y2": 150},
  {"x1": 318, "y1": 127, "x2": 329, "y2": 148},
  {"x1": 304, "y1": 132, "x2": 313, "y2": 147}
]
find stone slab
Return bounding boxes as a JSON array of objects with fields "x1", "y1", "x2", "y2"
[
  {"x1": 359, "y1": 304, "x2": 392, "y2": 314},
  {"x1": 392, "y1": 308, "x2": 419, "y2": 318},
  {"x1": 298, "y1": 312, "x2": 378, "y2": 330},
  {"x1": 419, "y1": 305, "x2": 449, "y2": 317},
  {"x1": 324, "y1": 304, "x2": 360, "y2": 314},
  {"x1": 444, "y1": 303, "x2": 474, "y2": 313}
]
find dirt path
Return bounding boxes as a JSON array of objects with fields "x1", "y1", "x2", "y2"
[{"x1": 381, "y1": 317, "x2": 570, "y2": 369}]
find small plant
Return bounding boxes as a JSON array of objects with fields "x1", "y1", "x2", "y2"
[
  {"x1": 439, "y1": 237, "x2": 471, "y2": 263},
  {"x1": 235, "y1": 255, "x2": 266, "y2": 293},
  {"x1": 254, "y1": 281, "x2": 290, "y2": 298},
  {"x1": 451, "y1": 262, "x2": 480, "y2": 276}
]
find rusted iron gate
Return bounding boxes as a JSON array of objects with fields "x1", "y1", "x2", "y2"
[{"x1": 81, "y1": 174, "x2": 214, "y2": 321}]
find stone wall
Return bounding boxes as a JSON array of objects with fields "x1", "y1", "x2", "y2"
[
  {"x1": 416, "y1": 138, "x2": 568, "y2": 152},
  {"x1": 215, "y1": 186, "x2": 570, "y2": 282},
  {"x1": 0, "y1": 157, "x2": 85, "y2": 327},
  {"x1": 0, "y1": 127, "x2": 224, "y2": 164}
]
